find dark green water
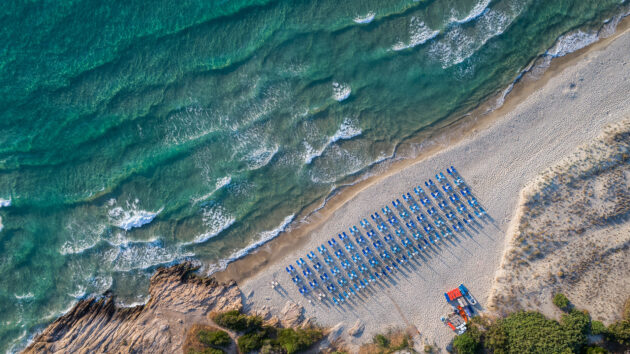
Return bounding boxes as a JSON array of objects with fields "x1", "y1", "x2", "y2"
[{"x1": 0, "y1": 0, "x2": 627, "y2": 350}]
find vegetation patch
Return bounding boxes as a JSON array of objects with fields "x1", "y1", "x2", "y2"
[
  {"x1": 553, "y1": 293, "x2": 571, "y2": 311},
  {"x1": 212, "y1": 310, "x2": 263, "y2": 333},
  {"x1": 452, "y1": 295, "x2": 630, "y2": 353},
  {"x1": 359, "y1": 329, "x2": 413, "y2": 354},
  {"x1": 184, "y1": 324, "x2": 231, "y2": 354},
  {"x1": 211, "y1": 310, "x2": 323, "y2": 353}
]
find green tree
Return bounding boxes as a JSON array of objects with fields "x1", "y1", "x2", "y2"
[
  {"x1": 453, "y1": 332, "x2": 480, "y2": 354},
  {"x1": 590, "y1": 320, "x2": 607, "y2": 335},
  {"x1": 607, "y1": 319, "x2": 630, "y2": 345}
]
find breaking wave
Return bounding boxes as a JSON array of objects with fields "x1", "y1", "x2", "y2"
[
  {"x1": 108, "y1": 200, "x2": 162, "y2": 231},
  {"x1": 354, "y1": 12, "x2": 375, "y2": 24},
  {"x1": 332, "y1": 82, "x2": 351, "y2": 101},
  {"x1": 392, "y1": 17, "x2": 439, "y2": 51},
  {"x1": 209, "y1": 214, "x2": 295, "y2": 273},
  {"x1": 304, "y1": 118, "x2": 362, "y2": 164}
]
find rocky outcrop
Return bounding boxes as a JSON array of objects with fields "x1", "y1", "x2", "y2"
[
  {"x1": 24, "y1": 263, "x2": 242, "y2": 354},
  {"x1": 348, "y1": 320, "x2": 365, "y2": 337}
]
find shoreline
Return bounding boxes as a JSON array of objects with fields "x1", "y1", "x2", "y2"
[
  {"x1": 214, "y1": 13, "x2": 630, "y2": 285},
  {"x1": 222, "y1": 11, "x2": 630, "y2": 350}
]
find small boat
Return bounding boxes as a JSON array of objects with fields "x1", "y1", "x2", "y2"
[{"x1": 458, "y1": 284, "x2": 478, "y2": 305}]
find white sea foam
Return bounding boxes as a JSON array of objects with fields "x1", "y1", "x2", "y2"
[
  {"x1": 331, "y1": 118, "x2": 362, "y2": 143},
  {"x1": 309, "y1": 145, "x2": 365, "y2": 184},
  {"x1": 546, "y1": 30, "x2": 599, "y2": 57},
  {"x1": 89, "y1": 275, "x2": 113, "y2": 294},
  {"x1": 0, "y1": 216, "x2": 3, "y2": 233},
  {"x1": 14, "y1": 292, "x2": 34, "y2": 300},
  {"x1": 111, "y1": 240, "x2": 193, "y2": 272},
  {"x1": 209, "y1": 214, "x2": 295, "y2": 274},
  {"x1": 108, "y1": 201, "x2": 163, "y2": 231},
  {"x1": 187, "y1": 204, "x2": 236, "y2": 244},
  {"x1": 430, "y1": 7, "x2": 516, "y2": 68},
  {"x1": 392, "y1": 17, "x2": 439, "y2": 51},
  {"x1": 332, "y1": 82, "x2": 351, "y2": 101},
  {"x1": 191, "y1": 176, "x2": 232, "y2": 204},
  {"x1": 59, "y1": 221, "x2": 107, "y2": 255},
  {"x1": 246, "y1": 145, "x2": 279, "y2": 170},
  {"x1": 354, "y1": 12, "x2": 375, "y2": 24},
  {"x1": 304, "y1": 118, "x2": 362, "y2": 164},
  {"x1": 450, "y1": 0, "x2": 491, "y2": 25},
  {"x1": 0, "y1": 198, "x2": 11, "y2": 207},
  {"x1": 68, "y1": 285, "x2": 87, "y2": 299},
  {"x1": 215, "y1": 176, "x2": 231, "y2": 190},
  {"x1": 164, "y1": 104, "x2": 216, "y2": 146}
]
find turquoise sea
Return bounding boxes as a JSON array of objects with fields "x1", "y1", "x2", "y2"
[{"x1": 0, "y1": 0, "x2": 628, "y2": 350}]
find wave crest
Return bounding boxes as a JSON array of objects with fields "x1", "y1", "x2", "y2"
[
  {"x1": 354, "y1": 12, "x2": 375, "y2": 24},
  {"x1": 332, "y1": 82, "x2": 351, "y2": 101}
]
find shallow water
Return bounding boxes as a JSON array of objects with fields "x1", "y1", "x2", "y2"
[{"x1": 0, "y1": 0, "x2": 627, "y2": 350}]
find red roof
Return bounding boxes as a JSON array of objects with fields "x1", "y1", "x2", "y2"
[{"x1": 446, "y1": 288, "x2": 463, "y2": 301}]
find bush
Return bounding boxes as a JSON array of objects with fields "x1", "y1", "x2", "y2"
[
  {"x1": 453, "y1": 332, "x2": 480, "y2": 354},
  {"x1": 188, "y1": 348, "x2": 224, "y2": 354},
  {"x1": 260, "y1": 343, "x2": 284, "y2": 354},
  {"x1": 276, "y1": 328, "x2": 323, "y2": 354},
  {"x1": 607, "y1": 319, "x2": 630, "y2": 345},
  {"x1": 591, "y1": 320, "x2": 607, "y2": 335},
  {"x1": 553, "y1": 293, "x2": 571, "y2": 311},
  {"x1": 237, "y1": 332, "x2": 265, "y2": 353},
  {"x1": 489, "y1": 311, "x2": 578, "y2": 353},
  {"x1": 197, "y1": 329, "x2": 231, "y2": 348},
  {"x1": 373, "y1": 333, "x2": 390, "y2": 348},
  {"x1": 213, "y1": 310, "x2": 263, "y2": 333},
  {"x1": 585, "y1": 346, "x2": 607, "y2": 354},
  {"x1": 560, "y1": 309, "x2": 589, "y2": 351}
]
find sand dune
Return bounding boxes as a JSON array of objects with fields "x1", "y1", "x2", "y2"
[{"x1": 489, "y1": 118, "x2": 630, "y2": 323}]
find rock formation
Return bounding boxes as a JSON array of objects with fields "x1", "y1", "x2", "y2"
[{"x1": 24, "y1": 263, "x2": 242, "y2": 354}]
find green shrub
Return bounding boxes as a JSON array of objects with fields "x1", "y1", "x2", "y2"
[
  {"x1": 373, "y1": 333, "x2": 390, "y2": 348},
  {"x1": 553, "y1": 293, "x2": 571, "y2": 311},
  {"x1": 607, "y1": 319, "x2": 630, "y2": 345},
  {"x1": 591, "y1": 320, "x2": 607, "y2": 335},
  {"x1": 453, "y1": 332, "x2": 480, "y2": 354},
  {"x1": 489, "y1": 311, "x2": 578, "y2": 353},
  {"x1": 260, "y1": 343, "x2": 284, "y2": 354},
  {"x1": 560, "y1": 309, "x2": 589, "y2": 351},
  {"x1": 276, "y1": 328, "x2": 323, "y2": 354},
  {"x1": 188, "y1": 348, "x2": 224, "y2": 354},
  {"x1": 213, "y1": 310, "x2": 263, "y2": 333},
  {"x1": 197, "y1": 329, "x2": 231, "y2": 348},
  {"x1": 585, "y1": 346, "x2": 607, "y2": 354},
  {"x1": 237, "y1": 332, "x2": 265, "y2": 353}
]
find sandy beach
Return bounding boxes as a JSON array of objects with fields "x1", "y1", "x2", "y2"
[{"x1": 215, "y1": 17, "x2": 630, "y2": 351}]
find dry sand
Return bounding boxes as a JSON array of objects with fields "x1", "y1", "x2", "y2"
[{"x1": 220, "y1": 19, "x2": 630, "y2": 352}]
